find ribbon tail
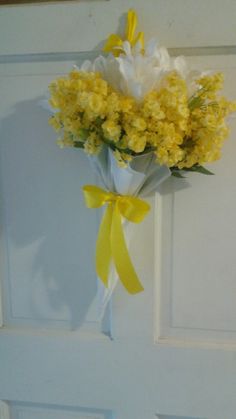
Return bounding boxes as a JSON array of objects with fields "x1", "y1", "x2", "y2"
[
  {"x1": 96, "y1": 203, "x2": 113, "y2": 287},
  {"x1": 111, "y1": 203, "x2": 144, "y2": 294}
]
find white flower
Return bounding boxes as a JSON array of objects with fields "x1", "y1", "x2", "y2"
[{"x1": 78, "y1": 40, "x2": 204, "y2": 100}]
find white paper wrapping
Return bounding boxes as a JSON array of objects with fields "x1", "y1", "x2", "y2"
[
  {"x1": 89, "y1": 148, "x2": 171, "y2": 196},
  {"x1": 89, "y1": 148, "x2": 171, "y2": 317}
]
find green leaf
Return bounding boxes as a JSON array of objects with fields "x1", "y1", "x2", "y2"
[
  {"x1": 192, "y1": 165, "x2": 214, "y2": 175},
  {"x1": 143, "y1": 146, "x2": 156, "y2": 154},
  {"x1": 188, "y1": 87, "x2": 209, "y2": 111},
  {"x1": 73, "y1": 141, "x2": 84, "y2": 149},
  {"x1": 183, "y1": 165, "x2": 214, "y2": 175},
  {"x1": 78, "y1": 128, "x2": 89, "y2": 140},
  {"x1": 188, "y1": 96, "x2": 204, "y2": 111},
  {"x1": 171, "y1": 171, "x2": 186, "y2": 178},
  {"x1": 95, "y1": 117, "x2": 104, "y2": 127}
]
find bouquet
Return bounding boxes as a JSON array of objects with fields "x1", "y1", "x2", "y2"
[{"x1": 48, "y1": 10, "x2": 236, "y2": 299}]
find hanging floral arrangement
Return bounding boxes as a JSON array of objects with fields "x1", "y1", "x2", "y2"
[{"x1": 48, "y1": 10, "x2": 236, "y2": 297}]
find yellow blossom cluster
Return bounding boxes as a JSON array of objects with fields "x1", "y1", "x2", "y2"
[
  {"x1": 49, "y1": 69, "x2": 236, "y2": 169},
  {"x1": 179, "y1": 74, "x2": 236, "y2": 169}
]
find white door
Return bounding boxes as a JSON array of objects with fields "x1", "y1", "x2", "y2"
[{"x1": 0, "y1": 2, "x2": 236, "y2": 419}]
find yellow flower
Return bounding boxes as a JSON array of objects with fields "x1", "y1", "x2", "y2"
[
  {"x1": 127, "y1": 130, "x2": 147, "y2": 153},
  {"x1": 102, "y1": 120, "x2": 121, "y2": 142},
  {"x1": 120, "y1": 96, "x2": 136, "y2": 113},
  {"x1": 113, "y1": 149, "x2": 133, "y2": 167},
  {"x1": 88, "y1": 93, "x2": 106, "y2": 115},
  {"x1": 49, "y1": 115, "x2": 61, "y2": 131},
  {"x1": 143, "y1": 92, "x2": 165, "y2": 120},
  {"x1": 48, "y1": 66, "x2": 236, "y2": 169},
  {"x1": 197, "y1": 73, "x2": 224, "y2": 93},
  {"x1": 84, "y1": 132, "x2": 102, "y2": 155},
  {"x1": 56, "y1": 132, "x2": 74, "y2": 148},
  {"x1": 106, "y1": 91, "x2": 122, "y2": 116},
  {"x1": 132, "y1": 117, "x2": 147, "y2": 131},
  {"x1": 93, "y1": 78, "x2": 108, "y2": 96}
]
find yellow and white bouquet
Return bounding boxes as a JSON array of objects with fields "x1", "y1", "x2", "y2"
[{"x1": 48, "y1": 10, "x2": 236, "y2": 297}]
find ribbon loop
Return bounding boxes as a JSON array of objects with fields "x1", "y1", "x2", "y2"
[{"x1": 83, "y1": 185, "x2": 150, "y2": 294}]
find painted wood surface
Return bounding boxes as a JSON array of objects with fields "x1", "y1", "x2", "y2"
[{"x1": 0, "y1": 2, "x2": 236, "y2": 418}]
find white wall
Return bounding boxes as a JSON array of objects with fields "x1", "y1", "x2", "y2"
[{"x1": 0, "y1": 0, "x2": 236, "y2": 56}]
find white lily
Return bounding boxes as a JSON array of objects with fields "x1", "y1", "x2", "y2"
[{"x1": 79, "y1": 39, "x2": 203, "y2": 101}]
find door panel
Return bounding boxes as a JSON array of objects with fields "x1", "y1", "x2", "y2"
[
  {"x1": 0, "y1": 59, "x2": 111, "y2": 334},
  {"x1": 155, "y1": 56, "x2": 236, "y2": 347}
]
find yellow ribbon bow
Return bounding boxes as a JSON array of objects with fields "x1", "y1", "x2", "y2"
[
  {"x1": 83, "y1": 185, "x2": 150, "y2": 294},
  {"x1": 103, "y1": 9, "x2": 144, "y2": 57}
]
